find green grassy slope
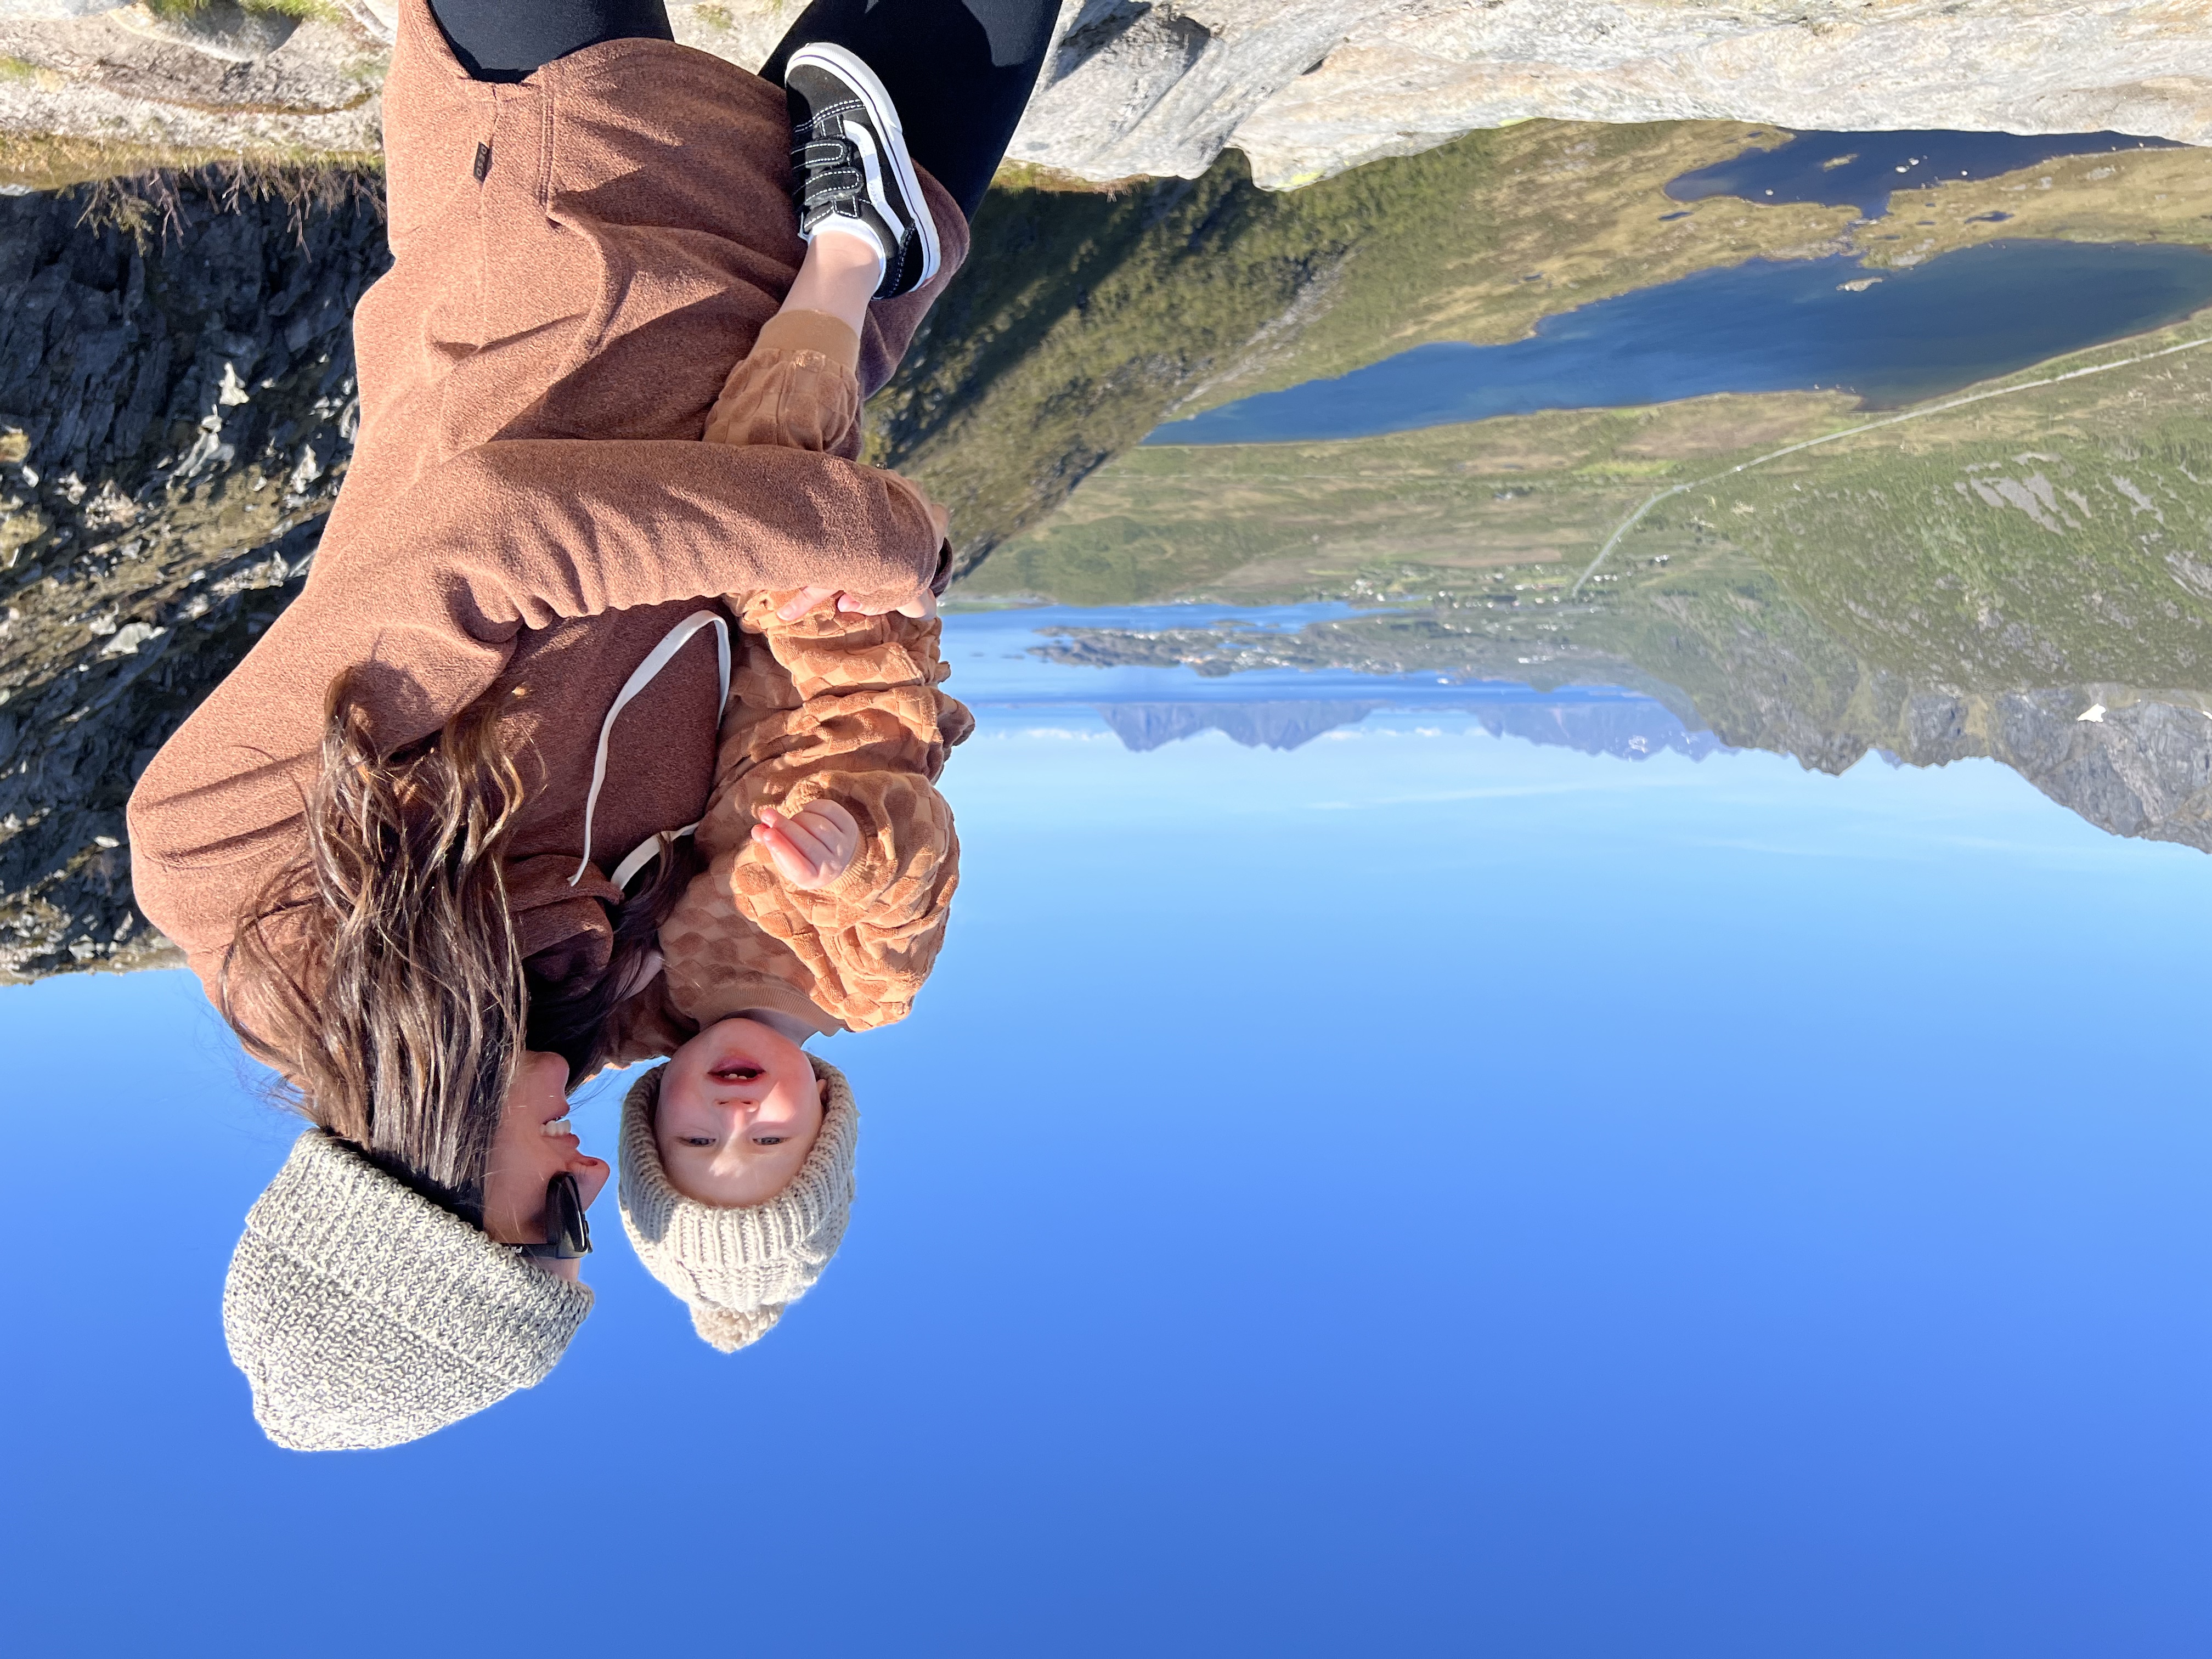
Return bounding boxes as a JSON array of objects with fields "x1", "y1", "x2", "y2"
[
  {"x1": 891, "y1": 127, "x2": 2212, "y2": 585},
  {"x1": 968, "y1": 317, "x2": 2212, "y2": 763},
  {"x1": 877, "y1": 119, "x2": 1858, "y2": 577}
]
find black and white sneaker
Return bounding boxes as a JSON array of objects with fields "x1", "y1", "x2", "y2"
[{"x1": 785, "y1": 42, "x2": 941, "y2": 301}]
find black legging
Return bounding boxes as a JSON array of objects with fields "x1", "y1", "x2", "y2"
[{"x1": 428, "y1": 0, "x2": 1058, "y2": 221}]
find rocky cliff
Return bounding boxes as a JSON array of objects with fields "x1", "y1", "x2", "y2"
[
  {"x1": 0, "y1": 173, "x2": 383, "y2": 977},
  {"x1": 1, "y1": 0, "x2": 2208, "y2": 192}
]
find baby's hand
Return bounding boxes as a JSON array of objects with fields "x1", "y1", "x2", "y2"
[{"x1": 751, "y1": 800, "x2": 860, "y2": 889}]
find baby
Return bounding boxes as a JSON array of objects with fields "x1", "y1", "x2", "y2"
[{"x1": 614, "y1": 284, "x2": 969, "y2": 1353}]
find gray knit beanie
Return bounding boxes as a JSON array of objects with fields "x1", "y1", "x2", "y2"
[
  {"x1": 223, "y1": 1130, "x2": 595, "y2": 1452},
  {"x1": 618, "y1": 1056, "x2": 858, "y2": 1352}
]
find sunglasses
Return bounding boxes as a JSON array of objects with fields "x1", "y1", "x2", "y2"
[{"x1": 518, "y1": 1171, "x2": 594, "y2": 1260}]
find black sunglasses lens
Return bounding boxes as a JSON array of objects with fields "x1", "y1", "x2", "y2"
[{"x1": 544, "y1": 1171, "x2": 592, "y2": 1257}]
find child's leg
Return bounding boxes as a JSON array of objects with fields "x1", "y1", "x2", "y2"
[
  {"x1": 704, "y1": 300, "x2": 861, "y2": 451},
  {"x1": 721, "y1": 236, "x2": 878, "y2": 430},
  {"x1": 779, "y1": 236, "x2": 885, "y2": 346},
  {"x1": 428, "y1": 0, "x2": 673, "y2": 83},
  {"x1": 759, "y1": 0, "x2": 1062, "y2": 223},
  {"x1": 718, "y1": 1, "x2": 1063, "y2": 456}
]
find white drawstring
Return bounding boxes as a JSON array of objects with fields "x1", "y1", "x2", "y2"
[
  {"x1": 570, "y1": 610, "x2": 731, "y2": 887},
  {"x1": 608, "y1": 822, "x2": 698, "y2": 891}
]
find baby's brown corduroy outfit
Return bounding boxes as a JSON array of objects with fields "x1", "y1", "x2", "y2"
[{"x1": 617, "y1": 308, "x2": 970, "y2": 1052}]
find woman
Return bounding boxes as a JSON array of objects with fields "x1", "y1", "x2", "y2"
[{"x1": 127, "y1": 0, "x2": 1062, "y2": 1449}]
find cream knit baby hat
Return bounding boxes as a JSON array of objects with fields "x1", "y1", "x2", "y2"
[
  {"x1": 223, "y1": 1130, "x2": 594, "y2": 1451},
  {"x1": 618, "y1": 1055, "x2": 858, "y2": 1352}
]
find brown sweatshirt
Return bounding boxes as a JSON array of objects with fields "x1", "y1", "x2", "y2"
[
  {"x1": 124, "y1": 0, "x2": 969, "y2": 1032},
  {"x1": 603, "y1": 313, "x2": 969, "y2": 1056}
]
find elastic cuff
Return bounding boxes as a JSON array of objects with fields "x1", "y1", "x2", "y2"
[
  {"x1": 817, "y1": 860, "x2": 874, "y2": 906},
  {"x1": 757, "y1": 310, "x2": 861, "y2": 374}
]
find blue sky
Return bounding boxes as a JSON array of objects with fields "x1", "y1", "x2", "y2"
[{"x1": 6, "y1": 681, "x2": 2212, "y2": 1657}]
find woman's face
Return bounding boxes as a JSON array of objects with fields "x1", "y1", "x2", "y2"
[{"x1": 481, "y1": 1050, "x2": 611, "y2": 1272}]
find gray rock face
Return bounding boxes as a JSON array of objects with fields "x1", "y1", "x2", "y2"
[
  {"x1": 1108, "y1": 0, "x2": 2212, "y2": 187},
  {"x1": 108, "y1": 2, "x2": 301, "y2": 65},
  {"x1": 0, "y1": 2, "x2": 132, "y2": 18},
  {"x1": 3, "y1": 1, "x2": 2209, "y2": 188},
  {"x1": 0, "y1": 177, "x2": 387, "y2": 978},
  {"x1": 1904, "y1": 687, "x2": 2212, "y2": 849},
  {"x1": 0, "y1": 9, "x2": 387, "y2": 173}
]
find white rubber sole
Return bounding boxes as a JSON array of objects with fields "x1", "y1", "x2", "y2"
[
  {"x1": 843, "y1": 124, "x2": 905, "y2": 262},
  {"x1": 787, "y1": 40, "x2": 942, "y2": 292}
]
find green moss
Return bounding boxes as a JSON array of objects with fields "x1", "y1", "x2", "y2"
[
  {"x1": 0, "y1": 135, "x2": 381, "y2": 206},
  {"x1": 142, "y1": 0, "x2": 343, "y2": 18}
]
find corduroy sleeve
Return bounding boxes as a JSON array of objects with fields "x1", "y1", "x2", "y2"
[
  {"x1": 704, "y1": 312, "x2": 865, "y2": 458},
  {"x1": 675, "y1": 597, "x2": 970, "y2": 1031}
]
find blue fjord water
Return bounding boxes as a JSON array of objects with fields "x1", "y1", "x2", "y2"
[
  {"x1": 940, "y1": 603, "x2": 1720, "y2": 757},
  {"x1": 1665, "y1": 128, "x2": 2179, "y2": 219},
  {"x1": 1147, "y1": 238, "x2": 2212, "y2": 446}
]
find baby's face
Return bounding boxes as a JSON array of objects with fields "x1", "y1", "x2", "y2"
[{"x1": 657, "y1": 1016, "x2": 827, "y2": 1207}]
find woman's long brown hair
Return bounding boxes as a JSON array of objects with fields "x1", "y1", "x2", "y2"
[{"x1": 221, "y1": 671, "x2": 678, "y2": 1224}]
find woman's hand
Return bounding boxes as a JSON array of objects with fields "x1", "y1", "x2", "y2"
[
  {"x1": 775, "y1": 492, "x2": 947, "y2": 622},
  {"x1": 752, "y1": 800, "x2": 861, "y2": 889},
  {"x1": 775, "y1": 585, "x2": 939, "y2": 622}
]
